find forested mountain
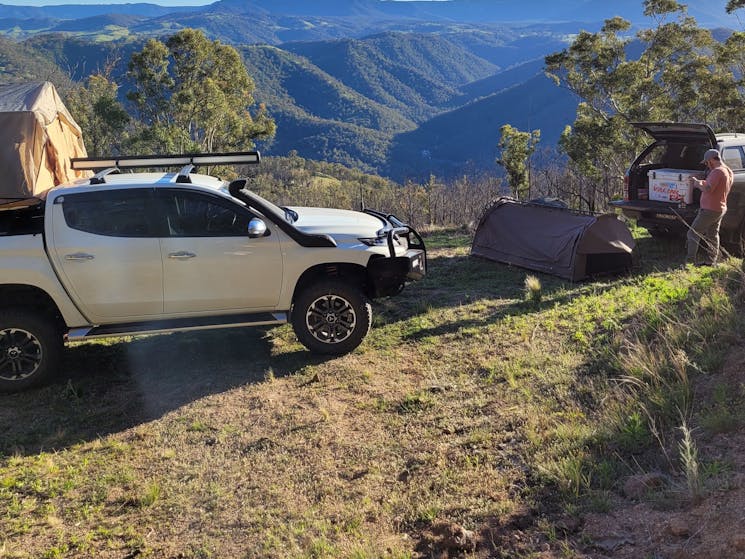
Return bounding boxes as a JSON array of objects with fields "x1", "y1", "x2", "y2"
[
  {"x1": 386, "y1": 73, "x2": 578, "y2": 179},
  {"x1": 240, "y1": 45, "x2": 414, "y2": 135},
  {"x1": 22, "y1": 35, "x2": 139, "y2": 81},
  {"x1": 284, "y1": 33, "x2": 498, "y2": 123},
  {"x1": 449, "y1": 58, "x2": 546, "y2": 108},
  {"x1": 239, "y1": 44, "x2": 412, "y2": 171},
  {"x1": 0, "y1": 3, "x2": 197, "y2": 19},
  {"x1": 0, "y1": 34, "x2": 71, "y2": 87},
  {"x1": 1, "y1": 0, "x2": 739, "y2": 180},
  {"x1": 203, "y1": 0, "x2": 740, "y2": 28}
]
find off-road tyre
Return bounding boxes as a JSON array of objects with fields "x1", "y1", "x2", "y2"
[
  {"x1": 291, "y1": 280, "x2": 372, "y2": 355},
  {"x1": 0, "y1": 308, "x2": 63, "y2": 393}
]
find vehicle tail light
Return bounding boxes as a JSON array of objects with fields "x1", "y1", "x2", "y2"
[{"x1": 623, "y1": 175, "x2": 629, "y2": 201}]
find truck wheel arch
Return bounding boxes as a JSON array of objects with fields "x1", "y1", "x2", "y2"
[
  {"x1": 291, "y1": 263, "x2": 370, "y2": 304},
  {"x1": 0, "y1": 285, "x2": 66, "y2": 328}
]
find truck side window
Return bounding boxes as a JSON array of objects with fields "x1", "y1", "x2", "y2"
[
  {"x1": 160, "y1": 191, "x2": 249, "y2": 237},
  {"x1": 721, "y1": 146, "x2": 745, "y2": 171},
  {"x1": 62, "y1": 190, "x2": 156, "y2": 237}
]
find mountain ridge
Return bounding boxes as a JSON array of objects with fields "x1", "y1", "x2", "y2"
[{"x1": 2, "y1": 0, "x2": 739, "y2": 180}]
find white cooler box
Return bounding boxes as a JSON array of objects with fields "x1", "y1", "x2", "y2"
[{"x1": 648, "y1": 168, "x2": 703, "y2": 204}]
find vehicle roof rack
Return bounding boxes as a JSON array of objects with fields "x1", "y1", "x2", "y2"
[
  {"x1": 89, "y1": 167, "x2": 119, "y2": 185},
  {"x1": 71, "y1": 151, "x2": 261, "y2": 171}
]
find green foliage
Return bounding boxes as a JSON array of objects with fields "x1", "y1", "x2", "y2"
[
  {"x1": 726, "y1": 0, "x2": 745, "y2": 14},
  {"x1": 497, "y1": 124, "x2": 540, "y2": 199},
  {"x1": 65, "y1": 74, "x2": 129, "y2": 156},
  {"x1": 126, "y1": 28, "x2": 275, "y2": 154},
  {"x1": 545, "y1": 0, "x2": 745, "y2": 209}
]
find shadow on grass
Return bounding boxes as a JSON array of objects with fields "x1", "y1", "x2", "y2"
[
  {"x1": 0, "y1": 326, "x2": 330, "y2": 456},
  {"x1": 632, "y1": 234, "x2": 687, "y2": 274},
  {"x1": 376, "y1": 252, "x2": 631, "y2": 342},
  {"x1": 381, "y1": 230, "x2": 690, "y2": 340}
]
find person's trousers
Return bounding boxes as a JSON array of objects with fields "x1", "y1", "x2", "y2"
[{"x1": 686, "y1": 208, "x2": 725, "y2": 264}]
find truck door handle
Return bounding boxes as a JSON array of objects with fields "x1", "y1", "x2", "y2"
[
  {"x1": 168, "y1": 251, "x2": 196, "y2": 260},
  {"x1": 65, "y1": 252, "x2": 95, "y2": 261}
]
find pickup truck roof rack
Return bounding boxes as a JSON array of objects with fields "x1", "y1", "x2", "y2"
[
  {"x1": 71, "y1": 151, "x2": 261, "y2": 171},
  {"x1": 72, "y1": 151, "x2": 261, "y2": 184}
]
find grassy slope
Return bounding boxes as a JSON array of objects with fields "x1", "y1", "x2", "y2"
[{"x1": 0, "y1": 231, "x2": 743, "y2": 558}]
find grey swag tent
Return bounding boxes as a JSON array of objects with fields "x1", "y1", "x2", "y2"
[
  {"x1": 471, "y1": 198, "x2": 635, "y2": 281},
  {"x1": 0, "y1": 82, "x2": 88, "y2": 201}
]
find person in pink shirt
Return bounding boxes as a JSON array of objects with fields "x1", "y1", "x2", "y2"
[{"x1": 687, "y1": 149, "x2": 734, "y2": 265}]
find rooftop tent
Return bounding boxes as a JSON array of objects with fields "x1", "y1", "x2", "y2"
[
  {"x1": 0, "y1": 81, "x2": 88, "y2": 201},
  {"x1": 471, "y1": 197, "x2": 635, "y2": 281}
]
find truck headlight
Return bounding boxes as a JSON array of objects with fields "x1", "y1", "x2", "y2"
[{"x1": 358, "y1": 236, "x2": 389, "y2": 246}]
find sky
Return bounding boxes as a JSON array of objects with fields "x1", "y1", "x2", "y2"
[{"x1": 1, "y1": 0, "x2": 213, "y2": 5}]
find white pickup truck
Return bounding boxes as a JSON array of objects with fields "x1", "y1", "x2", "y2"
[{"x1": 0, "y1": 152, "x2": 426, "y2": 392}]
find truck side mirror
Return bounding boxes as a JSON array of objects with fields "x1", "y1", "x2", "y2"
[{"x1": 248, "y1": 217, "x2": 267, "y2": 238}]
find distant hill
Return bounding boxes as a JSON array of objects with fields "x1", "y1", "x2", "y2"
[
  {"x1": 206, "y1": 0, "x2": 740, "y2": 27},
  {"x1": 50, "y1": 14, "x2": 147, "y2": 33},
  {"x1": 23, "y1": 34, "x2": 139, "y2": 81},
  {"x1": 0, "y1": 3, "x2": 199, "y2": 19},
  {"x1": 241, "y1": 44, "x2": 414, "y2": 134},
  {"x1": 0, "y1": 18, "x2": 59, "y2": 38},
  {"x1": 450, "y1": 58, "x2": 546, "y2": 107},
  {"x1": 386, "y1": 73, "x2": 579, "y2": 181},
  {"x1": 0, "y1": 34, "x2": 71, "y2": 87},
  {"x1": 444, "y1": 29, "x2": 573, "y2": 68},
  {"x1": 241, "y1": 44, "x2": 416, "y2": 171},
  {"x1": 284, "y1": 32, "x2": 497, "y2": 123}
]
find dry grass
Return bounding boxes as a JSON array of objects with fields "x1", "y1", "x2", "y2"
[{"x1": 0, "y1": 230, "x2": 743, "y2": 558}]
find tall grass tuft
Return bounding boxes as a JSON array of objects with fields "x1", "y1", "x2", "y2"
[
  {"x1": 524, "y1": 274, "x2": 542, "y2": 307},
  {"x1": 678, "y1": 420, "x2": 702, "y2": 503},
  {"x1": 139, "y1": 481, "x2": 162, "y2": 508},
  {"x1": 615, "y1": 333, "x2": 692, "y2": 425}
]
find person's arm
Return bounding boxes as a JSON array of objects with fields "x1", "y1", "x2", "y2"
[{"x1": 691, "y1": 169, "x2": 722, "y2": 192}]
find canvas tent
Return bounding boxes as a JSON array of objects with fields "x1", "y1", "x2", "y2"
[
  {"x1": 0, "y1": 81, "x2": 88, "y2": 201},
  {"x1": 471, "y1": 197, "x2": 635, "y2": 281}
]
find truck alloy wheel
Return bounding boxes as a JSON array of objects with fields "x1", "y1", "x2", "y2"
[
  {"x1": 291, "y1": 280, "x2": 372, "y2": 355},
  {"x1": 306, "y1": 293, "x2": 357, "y2": 343},
  {"x1": 0, "y1": 310, "x2": 62, "y2": 392},
  {"x1": 1, "y1": 327, "x2": 43, "y2": 379}
]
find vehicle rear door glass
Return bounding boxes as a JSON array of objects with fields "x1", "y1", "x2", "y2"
[
  {"x1": 721, "y1": 146, "x2": 745, "y2": 171},
  {"x1": 158, "y1": 190, "x2": 250, "y2": 237},
  {"x1": 61, "y1": 189, "x2": 157, "y2": 237}
]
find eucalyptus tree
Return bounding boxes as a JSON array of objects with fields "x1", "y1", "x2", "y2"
[
  {"x1": 126, "y1": 28, "x2": 275, "y2": 154},
  {"x1": 496, "y1": 124, "x2": 541, "y2": 200},
  {"x1": 65, "y1": 74, "x2": 129, "y2": 157},
  {"x1": 545, "y1": 0, "x2": 738, "y2": 209}
]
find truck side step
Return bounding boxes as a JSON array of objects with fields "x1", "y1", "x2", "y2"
[{"x1": 67, "y1": 312, "x2": 288, "y2": 340}]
